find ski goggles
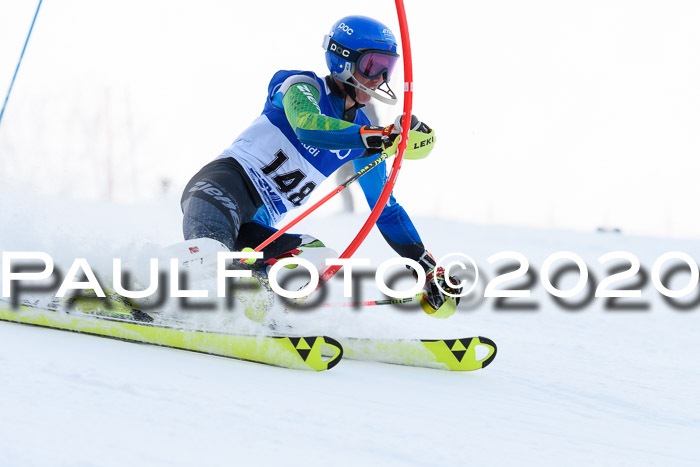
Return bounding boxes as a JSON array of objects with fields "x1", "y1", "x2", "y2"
[
  {"x1": 325, "y1": 36, "x2": 400, "y2": 81},
  {"x1": 356, "y1": 49, "x2": 400, "y2": 81}
]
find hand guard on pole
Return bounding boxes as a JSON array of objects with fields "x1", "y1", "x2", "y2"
[{"x1": 383, "y1": 114, "x2": 435, "y2": 159}]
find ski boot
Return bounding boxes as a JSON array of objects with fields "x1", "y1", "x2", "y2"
[
  {"x1": 414, "y1": 252, "x2": 461, "y2": 319},
  {"x1": 66, "y1": 289, "x2": 153, "y2": 322}
]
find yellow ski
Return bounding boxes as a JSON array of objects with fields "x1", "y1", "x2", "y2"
[
  {"x1": 337, "y1": 336, "x2": 497, "y2": 371},
  {"x1": 0, "y1": 300, "x2": 343, "y2": 371}
]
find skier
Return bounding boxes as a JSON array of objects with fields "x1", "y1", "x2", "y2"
[{"x1": 180, "y1": 15, "x2": 461, "y2": 317}]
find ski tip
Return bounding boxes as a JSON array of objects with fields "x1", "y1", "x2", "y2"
[
  {"x1": 319, "y1": 336, "x2": 344, "y2": 370},
  {"x1": 477, "y1": 336, "x2": 497, "y2": 368},
  {"x1": 288, "y1": 335, "x2": 344, "y2": 371},
  {"x1": 420, "y1": 336, "x2": 498, "y2": 371}
]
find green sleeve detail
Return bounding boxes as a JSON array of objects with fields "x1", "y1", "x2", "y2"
[{"x1": 282, "y1": 83, "x2": 357, "y2": 133}]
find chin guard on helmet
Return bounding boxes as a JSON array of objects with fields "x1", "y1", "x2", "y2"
[{"x1": 334, "y1": 64, "x2": 398, "y2": 105}]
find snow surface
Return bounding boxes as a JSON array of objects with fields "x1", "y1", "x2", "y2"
[{"x1": 1, "y1": 190, "x2": 699, "y2": 466}]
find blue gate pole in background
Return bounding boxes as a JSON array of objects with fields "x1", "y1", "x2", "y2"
[{"x1": 0, "y1": 0, "x2": 44, "y2": 129}]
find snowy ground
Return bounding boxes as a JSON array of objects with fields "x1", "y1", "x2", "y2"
[{"x1": 1, "y1": 192, "x2": 699, "y2": 466}]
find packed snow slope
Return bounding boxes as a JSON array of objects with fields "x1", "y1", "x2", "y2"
[{"x1": 1, "y1": 192, "x2": 699, "y2": 466}]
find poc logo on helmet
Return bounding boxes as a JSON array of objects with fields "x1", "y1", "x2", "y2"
[
  {"x1": 330, "y1": 43, "x2": 350, "y2": 58},
  {"x1": 337, "y1": 22, "x2": 354, "y2": 35}
]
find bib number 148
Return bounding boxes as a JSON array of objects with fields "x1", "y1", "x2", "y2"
[{"x1": 261, "y1": 150, "x2": 316, "y2": 206}]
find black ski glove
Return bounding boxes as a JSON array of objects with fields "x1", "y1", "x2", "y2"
[{"x1": 359, "y1": 115, "x2": 431, "y2": 153}]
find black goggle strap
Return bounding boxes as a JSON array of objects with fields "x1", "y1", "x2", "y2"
[{"x1": 325, "y1": 37, "x2": 362, "y2": 63}]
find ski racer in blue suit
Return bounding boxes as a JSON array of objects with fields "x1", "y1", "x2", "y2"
[{"x1": 181, "y1": 15, "x2": 461, "y2": 312}]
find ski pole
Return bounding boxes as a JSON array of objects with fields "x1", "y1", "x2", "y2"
[
  {"x1": 316, "y1": 296, "x2": 417, "y2": 308},
  {"x1": 242, "y1": 151, "x2": 390, "y2": 261}
]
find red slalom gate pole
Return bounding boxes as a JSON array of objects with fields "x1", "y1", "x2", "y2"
[
  {"x1": 316, "y1": 297, "x2": 416, "y2": 308},
  {"x1": 320, "y1": 0, "x2": 414, "y2": 283}
]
